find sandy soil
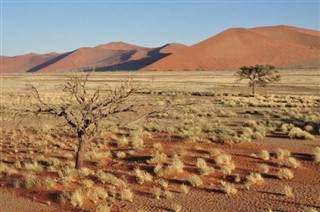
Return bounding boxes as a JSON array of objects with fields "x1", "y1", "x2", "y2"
[
  {"x1": 0, "y1": 71, "x2": 319, "y2": 212},
  {"x1": 0, "y1": 190, "x2": 70, "y2": 212}
]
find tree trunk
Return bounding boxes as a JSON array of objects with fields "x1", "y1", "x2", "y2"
[{"x1": 75, "y1": 136, "x2": 87, "y2": 169}]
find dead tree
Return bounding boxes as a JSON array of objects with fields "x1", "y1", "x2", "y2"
[{"x1": 26, "y1": 74, "x2": 139, "y2": 169}]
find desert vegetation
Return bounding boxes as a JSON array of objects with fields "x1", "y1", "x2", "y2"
[{"x1": 0, "y1": 70, "x2": 319, "y2": 211}]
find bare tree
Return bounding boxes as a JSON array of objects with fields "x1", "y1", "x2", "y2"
[
  {"x1": 25, "y1": 73, "x2": 140, "y2": 169},
  {"x1": 235, "y1": 65, "x2": 281, "y2": 95}
]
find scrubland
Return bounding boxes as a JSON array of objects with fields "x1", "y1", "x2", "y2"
[{"x1": 0, "y1": 70, "x2": 319, "y2": 212}]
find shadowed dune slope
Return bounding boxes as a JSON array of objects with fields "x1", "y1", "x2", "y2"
[
  {"x1": 141, "y1": 25, "x2": 320, "y2": 71},
  {"x1": 0, "y1": 42, "x2": 187, "y2": 73}
]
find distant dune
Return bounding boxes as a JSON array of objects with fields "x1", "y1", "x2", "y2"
[
  {"x1": 142, "y1": 25, "x2": 320, "y2": 71},
  {"x1": 0, "y1": 42, "x2": 187, "y2": 73},
  {"x1": 1, "y1": 25, "x2": 319, "y2": 73},
  {"x1": 1, "y1": 53, "x2": 60, "y2": 73}
]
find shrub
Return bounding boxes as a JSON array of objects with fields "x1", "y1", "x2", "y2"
[{"x1": 277, "y1": 168, "x2": 294, "y2": 180}]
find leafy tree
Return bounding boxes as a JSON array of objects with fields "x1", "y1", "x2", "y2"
[{"x1": 235, "y1": 65, "x2": 281, "y2": 95}]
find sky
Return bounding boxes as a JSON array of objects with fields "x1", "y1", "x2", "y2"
[{"x1": 1, "y1": 0, "x2": 319, "y2": 56}]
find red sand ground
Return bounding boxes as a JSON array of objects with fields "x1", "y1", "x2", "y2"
[{"x1": 142, "y1": 25, "x2": 320, "y2": 71}]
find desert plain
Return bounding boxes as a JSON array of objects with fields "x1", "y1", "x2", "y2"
[{"x1": 0, "y1": 69, "x2": 319, "y2": 212}]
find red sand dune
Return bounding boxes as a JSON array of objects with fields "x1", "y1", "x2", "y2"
[
  {"x1": 1, "y1": 25, "x2": 319, "y2": 73},
  {"x1": 0, "y1": 42, "x2": 187, "y2": 73},
  {"x1": 142, "y1": 25, "x2": 320, "y2": 71},
  {"x1": 0, "y1": 53, "x2": 60, "y2": 73}
]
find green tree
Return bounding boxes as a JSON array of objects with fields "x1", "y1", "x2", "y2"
[{"x1": 235, "y1": 65, "x2": 281, "y2": 95}]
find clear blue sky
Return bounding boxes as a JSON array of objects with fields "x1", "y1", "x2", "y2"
[{"x1": 1, "y1": 0, "x2": 319, "y2": 56}]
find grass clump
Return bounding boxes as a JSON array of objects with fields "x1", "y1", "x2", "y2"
[
  {"x1": 245, "y1": 172, "x2": 264, "y2": 189},
  {"x1": 134, "y1": 169, "x2": 153, "y2": 185},
  {"x1": 209, "y1": 148, "x2": 222, "y2": 157},
  {"x1": 258, "y1": 164, "x2": 269, "y2": 174},
  {"x1": 97, "y1": 171, "x2": 125, "y2": 187},
  {"x1": 196, "y1": 158, "x2": 215, "y2": 175},
  {"x1": 258, "y1": 150, "x2": 270, "y2": 161},
  {"x1": 288, "y1": 127, "x2": 315, "y2": 140},
  {"x1": 281, "y1": 157, "x2": 301, "y2": 168},
  {"x1": 187, "y1": 174, "x2": 203, "y2": 187},
  {"x1": 131, "y1": 136, "x2": 144, "y2": 149},
  {"x1": 220, "y1": 181, "x2": 238, "y2": 195},
  {"x1": 277, "y1": 168, "x2": 294, "y2": 180},
  {"x1": 151, "y1": 187, "x2": 162, "y2": 199},
  {"x1": 120, "y1": 188, "x2": 134, "y2": 202},
  {"x1": 313, "y1": 147, "x2": 320, "y2": 162},
  {"x1": 117, "y1": 136, "x2": 129, "y2": 147},
  {"x1": 70, "y1": 189, "x2": 85, "y2": 207},
  {"x1": 86, "y1": 187, "x2": 108, "y2": 203},
  {"x1": 275, "y1": 148, "x2": 291, "y2": 159},
  {"x1": 170, "y1": 204, "x2": 182, "y2": 212},
  {"x1": 147, "y1": 152, "x2": 167, "y2": 164},
  {"x1": 282, "y1": 185, "x2": 294, "y2": 197},
  {"x1": 179, "y1": 184, "x2": 190, "y2": 194},
  {"x1": 96, "y1": 204, "x2": 110, "y2": 212},
  {"x1": 24, "y1": 161, "x2": 43, "y2": 172}
]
